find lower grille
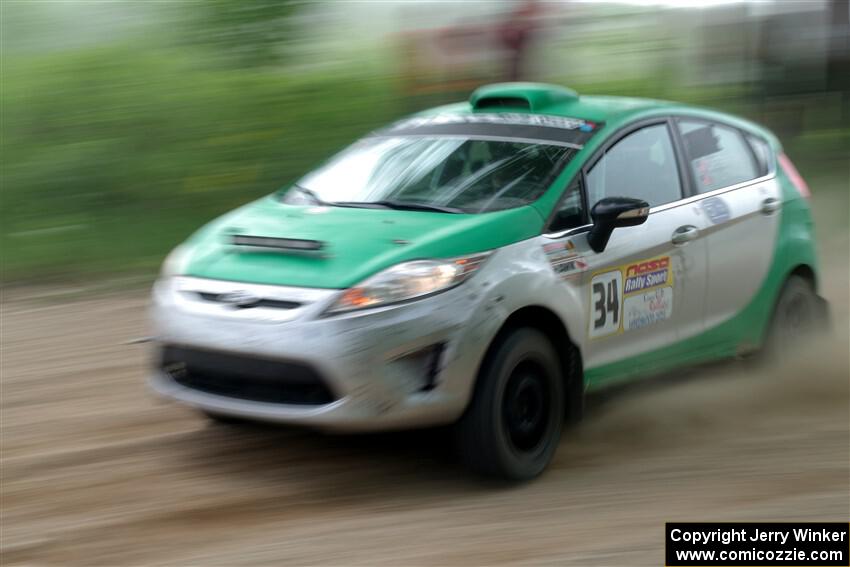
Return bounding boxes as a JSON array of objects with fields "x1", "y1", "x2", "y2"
[
  {"x1": 159, "y1": 346, "x2": 335, "y2": 406},
  {"x1": 195, "y1": 292, "x2": 302, "y2": 310}
]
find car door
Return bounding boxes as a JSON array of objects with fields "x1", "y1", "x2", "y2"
[
  {"x1": 546, "y1": 120, "x2": 710, "y2": 378},
  {"x1": 674, "y1": 119, "x2": 781, "y2": 344}
]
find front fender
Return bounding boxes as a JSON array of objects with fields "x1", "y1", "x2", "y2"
[{"x1": 449, "y1": 238, "x2": 586, "y2": 405}]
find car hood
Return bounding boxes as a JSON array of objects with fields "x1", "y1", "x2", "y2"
[{"x1": 182, "y1": 196, "x2": 543, "y2": 288}]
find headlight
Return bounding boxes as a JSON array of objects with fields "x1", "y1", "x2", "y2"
[
  {"x1": 325, "y1": 252, "x2": 491, "y2": 314},
  {"x1": 160, "y1": 245, "x2": 190, "y2": 278}
]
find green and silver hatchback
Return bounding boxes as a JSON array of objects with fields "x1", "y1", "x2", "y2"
[{"x1": 151, "y1": 83, "x2": 825, "y2": 480}]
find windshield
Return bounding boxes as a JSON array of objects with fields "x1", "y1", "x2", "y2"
[{"x1": 281, "y1": 136, "x2": 576, "y2": 214}]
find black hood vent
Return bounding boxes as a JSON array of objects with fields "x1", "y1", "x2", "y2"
[{"x1": 231, "y1": 235, "x2": 324, "y2": 252}]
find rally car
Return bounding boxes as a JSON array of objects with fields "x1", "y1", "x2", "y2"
[{"x1": 150, "y1": 82, "x2": 825, "y2": 480}]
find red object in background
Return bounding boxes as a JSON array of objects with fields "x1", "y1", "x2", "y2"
[
  {"x1": 498, "y1": 0, "x2": 543, "y2": 81},
  {"x1": 778, "y1": 153, "x2": 811, "y2": 199}
]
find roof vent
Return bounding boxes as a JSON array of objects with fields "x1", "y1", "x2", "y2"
[
  {"x1": 470, "y1": 83, "x2": 578, "y2": 113},
  {"x1": 474, "y1": 96, "x2": 531, "y2": 110}
]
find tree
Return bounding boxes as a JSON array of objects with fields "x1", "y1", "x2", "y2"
[{"x1": 189, "y1": 0, "x2": 299, "y2": 68}]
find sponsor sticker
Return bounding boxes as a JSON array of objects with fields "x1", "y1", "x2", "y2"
[
  {"x1": 553, "y1": 257, "x2": 588, "y2": 279},
  {"x1": 542, "y1": 239, "x2": 575, "y2": 256},
  {"x1": 588, "y1": 255, "x2": 674, "y2": 339},
  {"x1": 700, "y1": 196, "x2": 731, "y2": 224},
  {"x1": 624, "y1": 286, "x2": 673, "y2": 331},
  {"x1": 623, "y1": 256, "x2": 671, "y2": 294},
  {"x1": 543, "y1": 240, "x2": 587, "y2": 280},
  {"x1": 390, "y1": 113, "x2": 595, "y2": 132}
]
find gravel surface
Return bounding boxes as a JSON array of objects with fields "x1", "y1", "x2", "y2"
[{"x1": 2, "y1": 212, "x2": 847, "y2": 566}]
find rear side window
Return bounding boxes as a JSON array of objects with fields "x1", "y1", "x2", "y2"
[
  {"x1": 678, "y1": 120, "x2": 759, "y2": 193},
  {"x1": 586, "y1": 124, "x2": 682, "y2": 208}
]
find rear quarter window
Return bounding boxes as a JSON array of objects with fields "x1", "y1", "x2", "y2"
[
  {"x1": 678, "y1": 120, "x2": 760, "y2": 193},
  {"x1": 745, "y1": 134, "x2": 774, "y2": 176}
]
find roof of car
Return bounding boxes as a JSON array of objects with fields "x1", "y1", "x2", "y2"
[{"x1": 418, "y1": 82, "x2": 776, "y2": 145}]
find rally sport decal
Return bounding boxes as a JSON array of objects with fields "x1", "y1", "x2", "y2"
[{"x1": 588, "y1": 255, "x2": 674, "y2": 339}]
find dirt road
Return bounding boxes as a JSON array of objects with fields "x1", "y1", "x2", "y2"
[{"x1": 2, "y1": 217, "x2": 848, "y2": 566}]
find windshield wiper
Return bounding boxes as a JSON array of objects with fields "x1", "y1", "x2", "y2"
[
  {"x1": 331, "y1": 200, "x2": 463, "y2": 214},
  {"x1": 373, "y1": 200, "x2": 464, "y2": 213}
]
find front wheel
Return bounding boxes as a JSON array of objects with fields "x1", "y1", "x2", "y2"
[{"x1": 455, "y1": 328, "x2": 564, "y2": 481}]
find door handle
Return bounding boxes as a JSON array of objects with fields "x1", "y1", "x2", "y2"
[
  {"x1": 761, "y1": 197, "x2": 781, "y2": 215},
  {"x1": 671, "y1": 225, "x2": 699, "y2": 245}
]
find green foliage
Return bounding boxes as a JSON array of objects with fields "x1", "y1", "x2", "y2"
[
  {"x1": 186, "y1": 0, "x2": 299, "y2": 68},
  {"x1": 1, "y1": 44, "x2": 403, "y2": 282},
  {"x1": 2, "y1": 36, "x2": 844, "y2": 285}
]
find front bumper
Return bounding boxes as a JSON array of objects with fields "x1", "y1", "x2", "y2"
[{"x1": 149, "y1": 276, "x2": 496, "y2": 431}]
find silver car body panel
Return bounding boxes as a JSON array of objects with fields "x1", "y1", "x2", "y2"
[
  {"x1": 698, "y1": 176, "x2": 782, "y2": 331},
  {"x1": 150, "y1": 171, "x2": 781, "y2": 431},
  {"x1": 149, "y1": 243, "x2": 564, "y2": 431},
  {"x1": 552, "y1": 198, "x2": 710, "y2": 370}
]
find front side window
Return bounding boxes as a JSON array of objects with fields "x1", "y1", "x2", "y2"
[
  {"x1": 282, "y1": 136, "x2": 575, "y2": 214},
  {"x1": 550, "y1": 178, "x2": 585, "y2": 231},
  {"x1": 678, "y1": 120, "x2": 759, "y2": 193},
  {"x1": 585, "y1": 124, "x2": 682, "y2": 208}
]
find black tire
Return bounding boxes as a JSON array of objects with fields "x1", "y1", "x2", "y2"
[
  {"x1": 762, "y1": 275, "x2": 821, "y2": 361},
  {"x1": 455, "y1": 327, "x2": 564, "y2": 481}
]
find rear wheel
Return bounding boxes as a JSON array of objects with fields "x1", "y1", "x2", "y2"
[
  {"x1": 763, "y1": 275, "x2": 821, "y2": 360},
  {"x1": 455, "y1": 328, "x2": 564, "y2": 481}
]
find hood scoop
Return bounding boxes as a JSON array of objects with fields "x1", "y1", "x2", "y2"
[
  {"x1": 231, "y1": 234, "x2": 325, "y2": 254},
  {"x1": 470, "y1": 83, "x2": 579, "y2": 113}
]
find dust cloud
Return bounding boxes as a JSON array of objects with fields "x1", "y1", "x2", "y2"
[{"x1": 2, "y1": 216, "x2": 847, "y2": 566}]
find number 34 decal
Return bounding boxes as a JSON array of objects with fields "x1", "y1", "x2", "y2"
[
  {"x1": 589, "y1": 255, "x2": 675, "y2": 339},
  {"x1": 589, "y1": 270, "x2": 622, "y2": 338}
]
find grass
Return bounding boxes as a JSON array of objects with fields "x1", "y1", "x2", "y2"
[{"x1": 2, "y1": 42, "x2": 846, "y2": 286}]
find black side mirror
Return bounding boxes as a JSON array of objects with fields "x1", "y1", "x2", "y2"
[{"x1": 587, "y1": 197, "x2": 650, "y2": 253}]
